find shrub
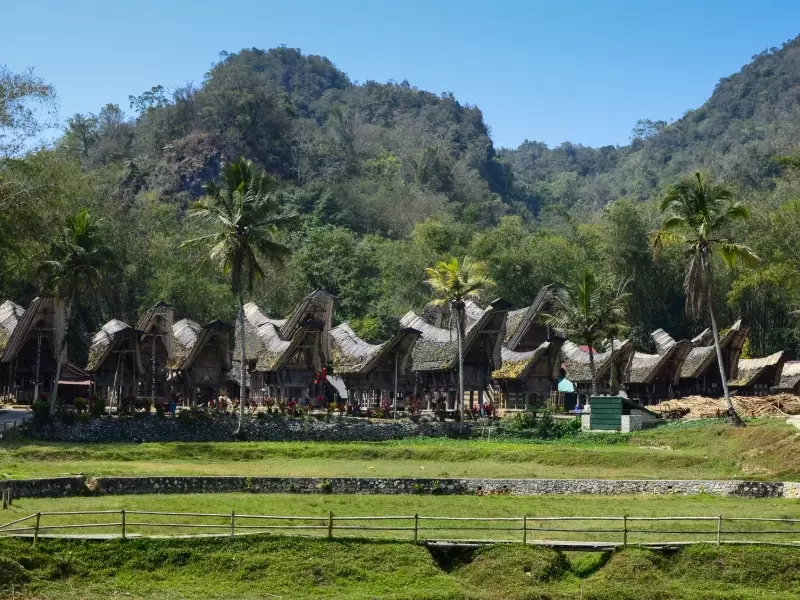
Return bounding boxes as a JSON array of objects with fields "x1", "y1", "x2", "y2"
[
  {"x1": 316, "y1": 479, "x2": 332, "y2": 494},
  {"x1": 31, "y1": 397, "x2": 51, "y2": 424},
  {"x1": 458, "y1": 545, "x2": 569, "y2": 588},
  {"x1": 88, "y1": 395, "x2": 105, "y2": 418},
  {"x1": 74, "y1": 397, "x2": 87, "y2": 414},
  {"x1": 0, "y1": 556, "x2": 29, "y2": 587}
]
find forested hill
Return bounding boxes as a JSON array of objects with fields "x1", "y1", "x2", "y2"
[
  {"x1": 502, "y1": 35, "x2": 800, "y2": 212},
  {"x1": 3, "y1": 39, "x2": 800, "y2": 362}
]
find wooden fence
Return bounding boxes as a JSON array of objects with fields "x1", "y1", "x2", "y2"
[{"x1": 2, "y1": 511, "x2": 800, "y2": 548}]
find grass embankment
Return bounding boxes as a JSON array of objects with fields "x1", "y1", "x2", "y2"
[
  {"x1": 3, "y1": 493, "x2": 800, "y2": 544},
  {"x1": 2, "y1": 536, "x2": 800, "y2": 599},
  {"x1": 2, "y1": 418, "x2": 799, "y2": 481}
]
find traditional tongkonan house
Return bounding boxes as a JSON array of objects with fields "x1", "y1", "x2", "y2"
[
  {"x1": 491, "y1": 287, "x2": 566, "y2": 410},
  {"x1": 561, "y1": 339, "x2": 635, "y2": 405},
  {"x1": 400, "y1": 299, "x2": 509, "y2": 414},
  {"x1": 237, "y1": 290, "x2": 333, "y2": 406},
  {"x1": 674, "y1": 321, "x2": 749, "y2": 396},
  {"x1": 0, "y1": 298, "x2": 64, "y2": 403},
  {"x1": 86, "y1": 319, "x2": 144, "y2": 407},
  {"x1": 728, "y1": 351, "x2": 786, "y2": 396},
  {"x1": 137, "y1": 302, "x2": 175, "y2": 405},
  {"x1": 169, "y1": 319, "x2": 233, "y2": 406},
  {"x1": 625, "y1": 329, "x2": 692, "y2": 404},
  {"x1": 330, "y1": 323, "x2": 420, "y2": 412},
  {"x1": 778, "y1": 361, "x2": 800, "y2": 395}
]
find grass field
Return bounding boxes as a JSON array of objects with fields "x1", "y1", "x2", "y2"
[
  {"x1": 3, "y1": 493, "x2": 800, "y2": 545},
  {"x1": 1, "y1": 418, "x2": 799, "y2": 481},
  {"x1": 3, "y1": 536, "x2": 800, "y2": 599}
]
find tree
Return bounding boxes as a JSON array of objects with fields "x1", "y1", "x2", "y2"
[
  {"x1": 0, "y1": 65, "x2": 56, "y2": 158},
  {"x1": 653, "y1": 171, "x2": 758, "y2": 425},
  {"x1": 182, "y1": 157, "x2": 296, "y2": 434},
  {"x1": 541, "y1": 268, "x2": 629, "y2": 396},
  {"x1": 425, "y1": 257, "x2": 492, "y2": 422},
  {"x1": 40, "y1": 209, "x2": 113, "y2": 414}
]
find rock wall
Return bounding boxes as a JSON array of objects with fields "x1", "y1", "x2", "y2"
[
  {"x1": 28, "y1": 415, "x2": 472, "y2": 443},
  {"x1": 0, "y1": 476, "x2": 790, "y2": 499}
]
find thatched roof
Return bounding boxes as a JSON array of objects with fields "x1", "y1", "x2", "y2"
[
  {"x1": 400, "y1": 299, "x2": 508, "y2": 372},
  {"x1": 0, "y1": 300, "x2": 24, "y2": 358},
  {"x1": 493, "y1": 336, "x2": 565, "y2": 380},
  {"x1": 137, "y1": 301, "x2": 175, "y2": 358},
  {"x1": 169, "y1": 319, "x2": 232, "y2": 372},
  {"x1": 562, "y1": 339, "x2": 633, "y2": 384},
  {"x1": 330, "y1": 323, "x2": 420, "y2": 375},
  {"x1": 0, "y1": 297, "x2": 64, "y2": 363},
  {"x1": 503, "y1": 285, "x2": 556, "y2": 349},
  {"x1": 652, "y1": 329, "x2": 677, "y2": 355},
  {"x1": 729, "y1": 351, "x2": 786, "y2": 388},
  {"x1": 778, "y1": 361, "x2": 800, "y2": 391},
  {"x1": 86, "y1": 319, "x2": 143, "y2": 373},
  {"x1": 237, "y1": 291, "x2": 333, "y2": 374},
  {"x1": 678, "y1": 320, "x2": 748, "y2": 380},
  {"x1": 628, "y1": 337, "x2": 691, "y2": 385}
]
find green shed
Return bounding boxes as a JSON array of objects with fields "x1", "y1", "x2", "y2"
[{"x1": 588, "y1": 397, "x2": 658, "y2": 432}]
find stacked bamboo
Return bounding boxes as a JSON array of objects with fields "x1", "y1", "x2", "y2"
[{"x1": 654, "y1": 394, "x2": 800, "y2": 419}]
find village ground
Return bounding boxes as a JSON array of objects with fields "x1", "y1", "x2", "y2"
[{"x1": 1, "y1": 418, "x2": 799, "y2": 481}]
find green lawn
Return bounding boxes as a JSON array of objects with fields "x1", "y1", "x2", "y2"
[
  {"x1": 3, "y1": 536, "x2": 800, "y2": 599},
  {"x1": 1, "y1": 418, "x2": 799, "y2": 481},
  {"x1": 3, "y1": 493, "x2": 800, "y2": 545}
]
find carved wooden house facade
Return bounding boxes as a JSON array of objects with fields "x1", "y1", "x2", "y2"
[{"x1": 169, "y1": 319, "x2": 233, "y2": 405}]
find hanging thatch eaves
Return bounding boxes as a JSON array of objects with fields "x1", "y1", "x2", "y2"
[
  {"x1": 778, "y1": 361, "x2": 800, "y2": 392},
  {"x1": 728, "y1": 351, "x2": 786, "y2": 389},
  {"x1": 277, "y1": 290, "x2": 334, "y2": 355},
  {"x1": 561, "y1": 339, "x2": 633, "y2": 384},
  {"x1": 628, "y1": 338, "x2": 692, "y2": 385},
  {"x1": 493, "y1": 336, "x2": 565, "y2": 380},
  {"x1": 503, "y1": 285, "x2": 556, "y2": 349},
  {"x1": 86, "y1": 319, "x2": 144, "y2": 373},
  {"x1": 0, "y1": 300, "x2": 24, "y2": 359},
  {"x1": 674, "y1": 320, "x2": 749, "y2": 380},
  {"x1": 691, "y1": 328, "x2": 714, "y2": 346},
  {"x1": 0, "y1": 297, "x2": 64, "y2": 363},
  {"x1": 170, "y1": 318, "x2": 233, "y2": 372},
  {"x1": 330, "y1": 323, "x2": 421, "y2": 375},
  {"x1": 400, "y1": 299, "x2": 509, "y2": 373}
]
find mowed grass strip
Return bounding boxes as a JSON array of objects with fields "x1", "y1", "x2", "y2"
[
  {"x1": 1, "y1": 418, "x2": 799, "y2": 480},
  {"x1": 3, "y1": 493, "x2": 800, "y2": 544},
  {"x1": 4, "y1": 536, "x2": 800, "y2": 599}
]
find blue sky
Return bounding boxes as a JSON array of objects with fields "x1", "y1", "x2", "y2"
[{"x1": 2, "y1": 0, "x2": 799, "y2": 149}]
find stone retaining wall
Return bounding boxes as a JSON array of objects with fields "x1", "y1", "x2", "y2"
[
  {"x1": 0, "y1": 476, "x2": 792, "y2": 499},
  {"x1": 28, "y1": 415, "x2": 472, "y2": 443}
]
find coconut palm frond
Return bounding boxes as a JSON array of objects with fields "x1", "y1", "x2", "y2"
[{"x1": 716, "y1": 241, "x2": 760, "y2": 268}]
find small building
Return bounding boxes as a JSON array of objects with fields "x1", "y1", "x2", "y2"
[
  {"x1": 58, "y1": 362, "x2": 92, "y2": 403},
  {"x1": 169, "y1": 319, "x2": 233, "y2": 406},
  {"x1": 728, "y1": 351, "x2": 786, "y2": 396},
  {"x1": 778, "y1": 361, "x2": 800, "y2": 394},
  {"x1": 582, "y1": 396, "x2": 659, "y2": 432},
  {"x1": 0, "y1": 297, "x2": 65, "y2": 403},
  {"x1": 674, "y1": 321, "x2": 749, "y2": 396},
  {"x1": 137, "y1": 302, "x2": 175, "y2": 403},
  {"x1": 400, "y1": 299, "x2": 509, "y2": 413},
  {"x1": 330, "y1": 323, "x2": 420, "y2": 411},
  {"x1": 625, "y1": 330, "x2": 691, "y2": 404},
  {"x1": 493, "y1": 338, "x2": 565, "y2": 410},
  {"x1": 562, "y1": 339, "x2": 635, "y2": 404},
  {"x1": 237, "y1": 290, "x2": 333, "y2": 405},
  {"x1": 86, "y1": 319, "x2": 144, "y2": 406}
]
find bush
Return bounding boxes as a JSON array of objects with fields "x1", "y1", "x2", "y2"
[
  {"x1": 0, "y1": 556, "x2": 29, "y2": 587},
  {"x1": 458, "y1": 545, "x2": 569, "y2": 588},
  {"x1": 88, "y1": 395, "x2": 105, "y2": 418},
  {"x1": 31, "y1": 397, "x2": 51, "y2": 424},
  {"x1": 74, "y1": 397, "x2": 87, "y2": 414}
]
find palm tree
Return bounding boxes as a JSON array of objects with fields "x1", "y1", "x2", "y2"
[
  {"x1": 425, "y1": 257, "x2": 492, "y2": 422},
  {"x1": 541, "y1": 269, "x2": 629, "y2": 397},
  {"x1": 182, "y1": 158, "x2": 296, "y2": 434},
  {"x1": 602, "y1": 275, "x2": 633, "y2": 394},
  {"x1": 40, "y1": 209, "x2": 113, "y2": 415},
  {"x1": 653, "y1": 171, "x2": 758, "y2": 426}
]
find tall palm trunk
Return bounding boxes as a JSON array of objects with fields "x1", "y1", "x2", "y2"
[
  {"x1": 49, "y1": 298, "x2": 72, "y2": 416},
  {"x1": 455, "y1": 302, "x2": 465, "y2": 424},
  {"x1": 707, "y1": 287, "x2": 743, "y2": 426},
  {"x1": 236, "y1": 287, "x2": 247, "y2": 435},
  {"x1": 587, "y1": 343, "x2": 598, "y2": 398},
  {"x1": 608, "y1": 337, "x2": 616, "y2": 394}
]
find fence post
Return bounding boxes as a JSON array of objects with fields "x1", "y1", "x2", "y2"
[
  {"x1": 522, "y1": 515, "x2": 527, "y2": 545},
  {"x1": 33, "y1": 512, "x2": 41, "y2": 547},
  {"x1": 230, "y1": 511, "x2": 236, "y2": 537},
  {"x1": 2, "y1": 489, "x2": 7, "y2": 510},
  {"x1": 413, "y1": 514, "x2": 419, "y2": 544},
  {"x1": 327, "y1": 511, "x2": 333, "y2": 539},
  {"x1": 716, "y1": 516, "x2": 722, "y2": 546},
  {"x1": 121, "y1": 510, "x2": 126, "y2": 540},
  {"x1": 623, "y1": 515, "x2": 628, "y2": 548}
]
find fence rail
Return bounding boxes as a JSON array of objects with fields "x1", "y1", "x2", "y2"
[{"x1": 1, "y1": 510, "x2": 800, "y2": 548}]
